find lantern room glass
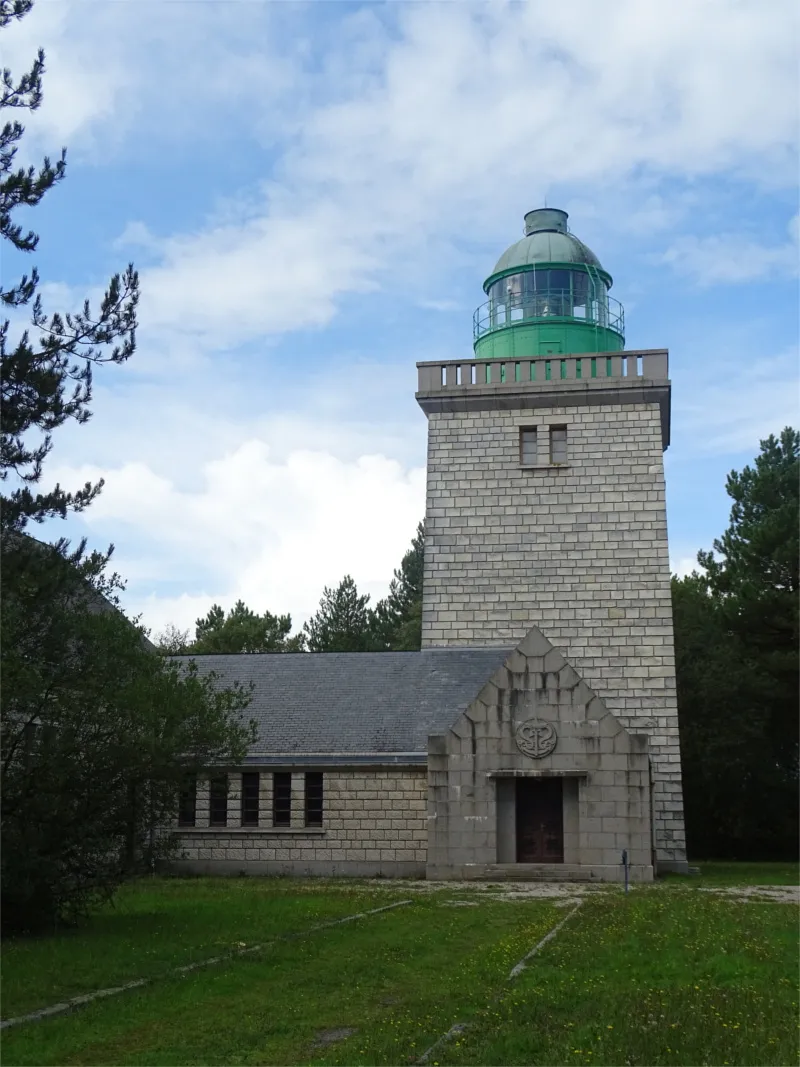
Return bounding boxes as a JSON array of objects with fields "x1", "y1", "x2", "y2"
[{"x1": 487, "y1": 268, "x2": 609, "y2": 330}]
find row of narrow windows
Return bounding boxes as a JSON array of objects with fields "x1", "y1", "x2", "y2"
[
  {"x1": 520, "y1": 425, "x2": 567, "y2": 466},
  {"x1": 178, "y1": 771, "x2": 323, "y2": 829}
]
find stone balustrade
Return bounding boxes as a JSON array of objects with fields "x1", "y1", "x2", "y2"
[{"x1": 417, "y1": 348, "x2": 668, "y2": 394}]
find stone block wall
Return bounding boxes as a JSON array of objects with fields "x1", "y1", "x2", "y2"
[
  {"x1": 171, "y1": 767, "x2": 427, "y2": 877},
  {"x1": 421, "y1": 399, "x2": 686, "y2": 869},
  {"x1": 426, "y1": 628, "x2": 653, "y2": 882}
]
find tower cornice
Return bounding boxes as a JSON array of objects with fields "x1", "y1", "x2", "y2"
[{"x1": 416, "y1": 349, "x2": 671, "y2": 449}]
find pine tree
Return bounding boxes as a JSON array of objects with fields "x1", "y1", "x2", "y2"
[
  {"x1": 674, "y1": 428, "x2": 799, "y2": 860},
  {"x1": 0, "y1": 2, "x2": 254, "y2": 931},
  {"x1": 304, "y1": 576, "x2": 376, "y2": 652},
  {"x1": 191, "y1": 600, "x2": 305, "y2": 654},
  {"x1": 1, "y1": 1, "x2": 139, "y2": 536},
  {"x1": 698, "y1": 426, "x2": 799, "y2": 751},
  {"x1": 372, "y1": 522, "x2": 424, "y2": 650}
]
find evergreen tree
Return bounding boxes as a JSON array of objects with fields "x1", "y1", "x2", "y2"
[
  {"x1": 372, "y1": 522, "x2": 425, "y2": 650},
  {"x1": 304, "y1": 575, "x2": 376, "y2": 652},
  {"x1": 0, "y1": 2, "x2": 254, "y2": 930},
  {"x1": 1, "y1": 1, "x2": 139, "y2": 536},
  {"x1": 2, "y1": 553, "x2": 254, "y2": 930},
  {"x1": 698, "y1": 426, "x2": 799, "y2": 781},
  {"x1": 191, "y1": 600, "x2": 305, "y2": 654},
  {"x1": 674, "y1": 428, "x2": 799, "y2": 860}
]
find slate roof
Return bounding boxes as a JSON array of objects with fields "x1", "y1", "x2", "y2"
[{"x1": 173, "y1": 648, "x2": 512, "y2": 759}]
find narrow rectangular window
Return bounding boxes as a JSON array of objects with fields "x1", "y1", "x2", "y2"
[
  {"x1": 241, "y1": 771, "x2": 260, "y2": 827},
  {"x1": 273, "y1": 771, "x2": 292, "y2": 826},
  {"x1": 520, "y1": 427, "x2": 538, "y2": 466},
  {"x1": 550, "y1": 425, "x2": 568, "y2": 464},
  {"x1": 209, "y1": 773, "x2": 228, "y2": 827},
  {"x1": 305, "y1": 772, "x2": 324, "y2": 827},
  {"x1": 178, "y1": 774, "x2": 196, "y2": 828}
]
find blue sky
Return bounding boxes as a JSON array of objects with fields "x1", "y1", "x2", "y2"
[{"x1": 5, "y1": 0, "x2": 799, "y2": 640}]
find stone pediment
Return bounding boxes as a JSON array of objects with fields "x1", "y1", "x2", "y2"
[{"x1": 430, "y1": 624, "x2": 642, "y2": 767}]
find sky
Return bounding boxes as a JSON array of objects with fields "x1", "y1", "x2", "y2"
[{"x1": 4, "y1": 0, "x2": 799, "y2": 642}]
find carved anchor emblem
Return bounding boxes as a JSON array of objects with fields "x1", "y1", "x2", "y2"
[{"x1": 515, "y1": 718, "x2": 558, "y2": 759}]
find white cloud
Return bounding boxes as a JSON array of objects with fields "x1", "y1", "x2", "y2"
[
  {"x1": 134, "y1": 207, "x2": 381, "y2": 350},
  {"x1": 132, "y1": 593, "x2": 223, "y2": 644},
  {"x1": 658, "y1": 216, "x2": 800, "y2": 285},
  {"x1": 670, "y1": 554, "x2": 704, "y2": 579},
  {"x1": 74, "y1": 0, "x2": 796, "y2": 352},
  {"x1": 11, "y1": 0, "x2": 800, "y2": 637},
  {"x1": 1, "y1": 1, "x2": 301, "y2": 161},
  {"x1": 0, "y1": 2, "x2": 130, "y2": 156},
  {"x1": 47, "y1": 442, "x2": 426, "y2": 636}
]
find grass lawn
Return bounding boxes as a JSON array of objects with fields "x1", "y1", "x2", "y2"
[
  {"x1": 665, "y1": 861, "x2": 800, "y2": 886},
  {"x1": 2, "y1": 872, "x2": 797, "y2": 1067},
  {"x1": 1, "y1": 877, "x2": 411, "y2": 1019},
  {"x1": 436, "y1": 892, "x2": 798, "y2": 1067}
]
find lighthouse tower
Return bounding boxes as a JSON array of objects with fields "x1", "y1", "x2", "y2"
[{"x1": 416, "y1": 209, "x2": 688, "y2": 872}]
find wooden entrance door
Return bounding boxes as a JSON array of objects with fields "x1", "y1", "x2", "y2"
[{"x1": 516, "y1": 778, "x2": 564, "y2": 863}]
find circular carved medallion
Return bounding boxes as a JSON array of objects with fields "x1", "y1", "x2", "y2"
[{"x1": 515, "y1": 718, "x2": 558, "y2": 759}]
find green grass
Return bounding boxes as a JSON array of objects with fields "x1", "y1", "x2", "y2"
[
  {"x1": 437, "y1": 893, "x2": 799, "y2": 1067},
  {"x1": 1, "y1": 872, "x2": 797, "y2": 1067},
  {"x1": 1, "y1": 877, "x2": 410, "y2": 1018},
  {"x1": 2, "y1": 892, "x2": 559, "y2": 1066},
  {"x1": 669, "y1": 862, "x2": 800, "y2": 886}
]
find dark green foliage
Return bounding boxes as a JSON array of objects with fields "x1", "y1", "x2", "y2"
[
  {"x1": 190, "y1": 600, "x2": 305, "y2": 654},
  {"x1": 674, "y1": 428, "x2": 799, "y2": 860},
  {"x1": 698, "y1": 427, "x2": 799, "y2": 779},
  {"x1": 304, "y1": 575, "x2": 376, "y2": 652},
  {"x1": 2, "y1": 537, "x2": 255, "y2": 933},
  {"x1": 0, "y1": 3, "x2": 254, "y2": 932},
  {"x1": 371, "y1": 521, "x2": 424, "y2": 651},
  {"x1": 303, "y1": 524, "x2": 425, "y2": 653}
]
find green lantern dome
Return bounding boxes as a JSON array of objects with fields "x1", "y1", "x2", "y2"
[{"x1": 473, "y1": 208, "x2": 625, "y2": 360}]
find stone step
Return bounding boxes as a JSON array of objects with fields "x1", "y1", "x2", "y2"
[{"x1": 480, "y1": 863, "x2": 608, "y2": 882}]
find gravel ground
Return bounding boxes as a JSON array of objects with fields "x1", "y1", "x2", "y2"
[
  {"x1": 697, "y1": 885, "x2": 800, "y2": 904},
  {"x1": 363, "y1": 879, "x2": 800, "y2": 903}
]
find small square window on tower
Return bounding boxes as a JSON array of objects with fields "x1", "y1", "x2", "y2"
[
  {"x1": 549, "y1": 425, "x2": 568, "y2": 464},
  {"x1": 520, "y1": 427, "x2": 538, "y2": 466}
]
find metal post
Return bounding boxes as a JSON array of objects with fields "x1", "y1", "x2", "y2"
[{"x1": 622, "y1": 848, "x2": 629, "y2": 894}]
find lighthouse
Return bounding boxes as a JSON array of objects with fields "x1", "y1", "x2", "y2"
[
  {"x1": 170, "y1": 208, "x2": 689, "y2": 883},
  {"x1": 417, "y1": 209, "x2": 688, "y2": 874}
]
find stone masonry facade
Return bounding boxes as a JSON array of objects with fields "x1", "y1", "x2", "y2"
[
  {"x1": 172, "y1": 767, "x2": 427, "y2": 877},
  {"x1": 426, "y1": 626, "x2": 653, "y2": 881},
  {"x1": 419, "y1": 380, "x2": 687, "y2": 870}
]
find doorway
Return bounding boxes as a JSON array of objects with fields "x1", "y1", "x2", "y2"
[{"x1": 516, "y1": 777, "x2": 564, "y2": 863}]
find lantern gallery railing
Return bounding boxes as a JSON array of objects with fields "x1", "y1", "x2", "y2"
[
  {"x1": 473, "y1": 289, "x2": 625, "y2": 342},
  {"x1": 417, "y1": 350, "x2": 669, "y2": 393}
]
